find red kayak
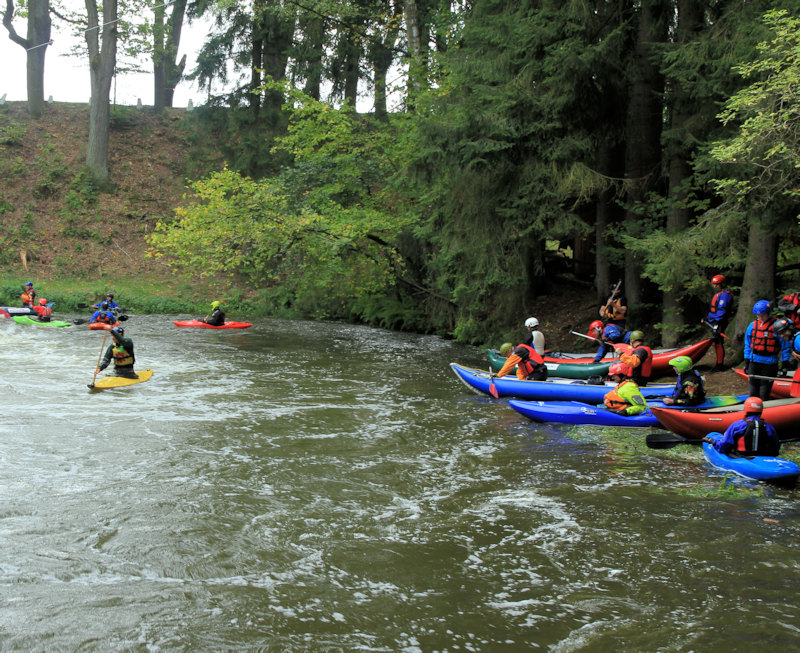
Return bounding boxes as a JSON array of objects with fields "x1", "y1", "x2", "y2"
[
  {"x1": 173, "y1": 319, "x2": 252, "y2": 329},
  {"x1": 89, "y1": 321, "x2": 119, "y2": 330},
  {"x1": 543, "y1": 339, "x2": 712, "y2": 376},
  {"x1": 650, "y1": 397, "x2": 800, "y2": 440},
  {"x1": 732, "y1": 368, "x2": 798, "y2": 399}
]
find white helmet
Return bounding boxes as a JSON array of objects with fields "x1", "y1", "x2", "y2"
[{"x1": 525, "y1": 317, "x2": 539, "y2": 328}]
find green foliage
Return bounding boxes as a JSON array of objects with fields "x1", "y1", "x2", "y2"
[
  {"x1": 0, "y1": 118, "x2": 25, "y2": 146},
  {"x1": 33, "y1": 142, "x2": 68, "y2": 197}
]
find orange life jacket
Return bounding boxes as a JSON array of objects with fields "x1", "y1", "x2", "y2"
[
  {"x1": 604, "y1": 380, "x2": 633, "y2": 411},
  {"x1": 750, "y1": 318, "x2": 780, "y2": 355},
  {"x1": 514, "y1": 343, "x2": 544, "y2": 377}
]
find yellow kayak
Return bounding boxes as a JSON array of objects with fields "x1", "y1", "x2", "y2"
[{"x1": 90, "y1": 369, "x2": 153, "y2": 390}]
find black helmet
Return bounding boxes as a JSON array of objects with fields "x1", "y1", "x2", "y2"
[
  {"x1": 106, "y1": 292, "x2": 114, "y2": 298},
  {"x1": 773, "y1": 317, "x2": 792, "y2": 336},
  {"x1": 100, "y1": 301, "x2": 110, "y2": 310},
  {"x1": 110, "y1": 326, "x2": 124, "y2": 339}
]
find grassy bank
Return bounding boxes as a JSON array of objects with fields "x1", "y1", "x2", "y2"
[{"x1": 0, "y1": 274, "x2": 270, "y2": 317}]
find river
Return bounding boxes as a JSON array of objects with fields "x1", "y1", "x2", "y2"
[{"x1": 1, "y1": 315, "x2": 799, "y2": 650}]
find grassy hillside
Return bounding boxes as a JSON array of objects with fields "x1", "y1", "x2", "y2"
[{"x1": 0, "y1": 101, "x2": 222, "y2": 283}]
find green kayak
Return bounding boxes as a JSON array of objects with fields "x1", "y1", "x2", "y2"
[
  {"x1": 487, "y1": 348, "x2": 611, "y2": 379},
  {"x1": 12, "y1": 316, "x2": 72, "y2": 328}
]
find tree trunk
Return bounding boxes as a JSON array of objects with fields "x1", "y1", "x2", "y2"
[
  {"x1": 622, "y1": 0, "x2": 668, "y2": 310},
  {"x1": 85, "y1": 0, "x2": 118, "y2": 184},
  {"x1": 153, "y1": 0, "x2": 187, "y2": 110},
  {"x1": 734, "y1": 221, "x2": 777, "y2": 343},
  {"x1": 300, "y1": 14, "x2": 325, "y2": 100},
  {"x1": 403, "y1": 0, "x2": 423, "y2": 108},
  {"x1": 3, "y1": 0, "x2": 51, "y2": 118},
  {"x1": 661, "y1": 0, "x2": 703, "y2": 347}
]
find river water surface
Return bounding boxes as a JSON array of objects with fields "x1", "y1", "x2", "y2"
[{"x1": 1, "y1": 315, "x2": 799, "y2": 651}]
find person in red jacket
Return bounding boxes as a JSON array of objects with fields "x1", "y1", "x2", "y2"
[
  {"x1": 497, "y1": 342, "x2": 548, "y2": 381},
  {"x1": 32, "y1": 297, "x2": 52, "y2": 323},
  {"x1": 619, "y1": 330, "x2": 653, "y2": 386}
]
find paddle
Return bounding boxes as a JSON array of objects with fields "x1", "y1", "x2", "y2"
[
  {"x1": 489, "y1": 368, "x2": 499, "y2": 398},
  {"x1": 569, "y1": 330, "x2": 629, "y2": 354},
  {"x1": 88, "y1": 331, "x2": 109, "y2": 388},
  {"x1": 74, "y1": 314, "x2": 128, "y2": 325},
  {"x1": 747, "y1": 370, "x2": 800, "y2": 397},
  {"x1": 645, "y1": 431, "x2": 700, "y2": 449},
  {"x1": 701, "y1": 319, "x2": 731, "y2": 340}
]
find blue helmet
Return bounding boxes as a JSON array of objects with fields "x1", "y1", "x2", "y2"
[
  {"x1": 752, "y1": 300, "x2": 771, "y2": 315},
  {"x1": 25, "y1": 282, "x2": 33, "y2": 287}
]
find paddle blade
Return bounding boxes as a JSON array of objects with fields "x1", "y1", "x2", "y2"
[
  {"x1": 645, "y1": 431, "x2": 693, "y2": 449},
  {"x1": 488, "y1": 369, "x2": 499, "y2": 398}
]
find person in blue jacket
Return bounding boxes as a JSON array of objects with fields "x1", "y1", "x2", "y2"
[
  {"x1": 93, "y1": 293, "x2": 120, "y2": 313},
  {"x1": 90, "y1": 302, "x2": 117, "y2": 325},
  {"x1": 743, "y1": 300, "x2": 792, "y2": 400},
  {"x1": 704, "y1": 274, "x2": 734, "y2": 372},
  {"x1": 593, "y1": 323, "x2": 628, "y2": 362},
  {"x1": 703, "y1": 397, "x2": 780, "y2": 457},
  {"x1": 773, "y1": 318, "x2": 800, "y2": 374}
]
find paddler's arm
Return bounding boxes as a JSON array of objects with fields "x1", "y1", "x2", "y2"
[{"x1": 496, "y1": 354, "x2": 522, "y2": 378}]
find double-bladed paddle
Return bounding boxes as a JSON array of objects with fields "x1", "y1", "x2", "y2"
[
  {"x1": 645, "y1": 431, "x2": 700, "y2": 449},
  {"x1": 488, "y1": 368, "x2": 499, "y2": 398}
]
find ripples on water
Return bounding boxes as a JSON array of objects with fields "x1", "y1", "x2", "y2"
[{"x1": 1, "y1": 315, "x2": 799, "y2": 650}]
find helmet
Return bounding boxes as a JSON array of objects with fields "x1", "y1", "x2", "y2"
[
  {"x1": 100, "y1": 301, "x2": 110, "y2": 310},
  {"x1": 773, "y1": 318, "x2": 792, "y2": 336},
  {"x1": 743, "y1": 396, "x2": 763, "y2": 415},
  {"x1": 110, "y1": 326, "x2": 124, "y2": 339},
  {"x1": 211, "y1": 301, "x2": 221, "y2": 309},
  {"x1": 752, "y1": 300, "x2": 771, "y2": 315},
  {"x1": 38, "y1": 298, "x2": 47, "y2": 306},
  {"x1": 668, "y1": 356, "x2": 692, "y2": 373},
  {"x1": 499, "y1": 342, "x2": 513, "y2": 356},
  {"x1": 106, "y1": 293, "x2": 114, "y2": 298},
  {"x1": 711, "y1": 274, "x2": 725, "y2": 285},
  {"x1": 608, "y1": 361, "x2": 631, "y2": 377},
  {"x1": 589, "y1": 320, "x2": 604, "y2": 332},
  {"x1": 525, "y1": 317, "x2": 539, "y2": 328},
  {"x1": 25, "y1": 282, "x2": 33, "y2": 287},
  {"x1": 629, "y1": 330, "x2": 644, "y2": 343}
]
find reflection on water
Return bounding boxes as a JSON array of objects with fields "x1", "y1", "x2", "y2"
[{"x1": 0, "y1": 315, "x2": 799, "y2": 650}]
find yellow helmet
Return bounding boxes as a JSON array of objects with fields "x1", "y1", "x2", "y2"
[{"x1": 211, "y1": 301, "x2": 221, "y2": 309}]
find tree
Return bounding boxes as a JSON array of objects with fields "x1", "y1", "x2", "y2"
[
  {"x1": 153, "y1": 0, "x2": 187, "y2": 110},
  {"x1": 2, "y1": 0, "x2": 51, "y2": 118},
  {"x1": 84, "y1": 0, "x2": 118, "y2": 183}
]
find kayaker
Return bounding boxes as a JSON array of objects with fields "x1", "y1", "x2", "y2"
[
  {"x1": 90, "y1": 303, "x2": 118, "y2": 325},
  {"x1": 619, "y1": 330, "x2": 652, "y2": 386},
  {"x1": 661, "y1": 356, "x2": 706, "y2": 406},
  {"x1": 703, "y1": 274, "x2": 734, "y2": 372},
  {"x1": 496, "y1": 342, "x2": 548, "y2": 381},
  {"x1": 777, "y1": 291, "x2": 800, "y2": 330},
  {"x1": 603, "y1": 361, "x2": 647, "y2": 416},
  {"x1": 593, "y1": 323, "x2": 625, "y2": 362},
  {"x1": 587, "y1": 319, "x2": 604, "y2": 339},
  {"x1": 743, "y1": 300, "x2": 791, "y2": 400},
  {"x1": 93, "y1": 293, "x2": 120, "y2": 313},
  {"x1": 201, "y1": 301, "x2": 226, "y2": 326},
  {"x1": 523, "y1": 317, "x2": 546, "y2": 355},
  {"x1": 702, "y1": 397, "x2": 780, "y2": 457},
  {"x1": 599, "y1": 282, "x2": 627, "y2": 328},
  {"x1": 773, "y1": 318, "x2": 800, "y2": 374},
  {"x1": 97, "y1": 326, "x2": 137, "y2": 378},
  {"x1": 33, "y1": 298, "x2": 53, "y2": 323},
  {"x1": 20, "y1": 281, "x2": 36, "y2": 308}
]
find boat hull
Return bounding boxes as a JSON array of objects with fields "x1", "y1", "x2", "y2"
[
  {"x1": 173, "y1": 320, "x2": 252, "y2": 329},
  {"x1": 509, "y1": 399, "x2": 660, "y2": 427}
]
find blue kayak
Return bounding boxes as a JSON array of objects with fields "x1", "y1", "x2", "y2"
[
  {"x1": 702, "y1": 432, "x2": 800, "y2": 484},
  {"x1": 509, "y1": 399, "x2": 660, "y2": 427},
  {"x1": 451, "y1": 362, "x2": 674, "y2": 402}
]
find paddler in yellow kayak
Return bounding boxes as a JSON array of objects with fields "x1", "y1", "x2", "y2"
[{"x1": 96, "y1": 326, "x2": 137, "y2": 379}]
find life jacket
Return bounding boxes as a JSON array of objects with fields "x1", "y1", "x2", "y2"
[
  {"x1": 514, "y1": 343, "x2": 544, "y2": 377},
  {"x1": 709, "y1": 290, "x2": 732, "y2": 315},
  {"x1": 779, "y1": 293, "x2": 800, "y2": 327},
  {"x1": 112, "y1": 344, "x2": 134, "y2": 367},
  {"x1": 673, "y1": 370, "x2": 705, "y2": 405},
  {"x1": 622, "y1": 346, "x2": 652, "y2": 379},
  {"x1": 604, "y1": 380, "x2": 634, "y2": 411},
  {"x1": 601, "y1": 298, "x2": 627, "y2": 322},
  {"x1": 750, "y1": 318, "x2": 780, "y2": 355},
  {"x1": 96, "y1": 312, "x2": 116, "y2": 324},
  {"x1": 735, "y1": 417, "x2": 771, "y2": 456}
]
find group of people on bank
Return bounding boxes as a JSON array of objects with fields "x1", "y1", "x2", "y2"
[{"x1": 494, "y1": 274, "x2": 800, "y2": 459}]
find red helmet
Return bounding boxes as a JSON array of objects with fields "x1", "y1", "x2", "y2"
[
  {"x1": 711, "y1": 274, "x2": 725, "y2": 285},
  {"x1": 38, "y1": 298, "x2": 47, "y2": 305},
  {"x1": 743, "y1": 396, "x2": 763, "y2": 414},
  {"x1": 608, "y1": 361, "x2": 631, "y2": 377},
  {"x1": 588, "y1": 320, "x2": 604, "y2": 334}
]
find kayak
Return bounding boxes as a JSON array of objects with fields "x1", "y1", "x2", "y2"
[
  {"x1": 0, "y1": 302, "x2": 54, "y2": 317},
  {"x1": 450, "y1": 363, "x2": 674, "y2": 402},
  {"x1": 509, "y1": 400, "x2": 660, "y2": 427},
  {"x1": 732, "y1": 368, "x2": 797, "y2": 399},
  {"x1": 487, "y1": 349, "x2": 611, "y2": 380},
  {"x1": 488, "y1": 339, "x2": 713, "y2": 379},
  {"x1": 88, "y1": 321, "x2": 119, "y2": 330},
  {"x1": 90, "y1": 369, "x2": 153, "y2": 390},
  {"x1": 650, "y1": 397, "x2": 800, "y2": 441},
  {"x1": 508, "y1": 393, "x2": 750, "y2": 428},
  {"x1": 12, "y1": 316, "x2": 71, "y2": 328},
  {"x1": 173, "y1": 319, "x2": 252, "y2": 329},
  {"x1": 702, "y1": 432, "x2": 800, "y2": 484}
]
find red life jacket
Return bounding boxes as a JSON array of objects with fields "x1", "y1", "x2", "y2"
[
  {"x1": 735, "y1": 417, "x2": 769, "y2": 455},
  {"x1": 750, "y1": 318, "x2": 780, "y2": 355},
  {"x1": 709, "y1": 290, "x2": 730, "y2": 314},
  {"x1": 513, "y1": 343, "x2": 544, "y2": 377}
]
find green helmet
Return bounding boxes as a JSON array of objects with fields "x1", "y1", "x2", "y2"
[
  {"x1": 499, "y1": 342, "x2": 513, "y2": 356},
  {"x1": 629, "y1": 330, "x2": 644, "y2": 343},
  {"x1": 211, "y1": 301, "x2": 221, "y2": 309},
  {"x1": 668, "y1": 356, "x2": 692, "y2": 373}
]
